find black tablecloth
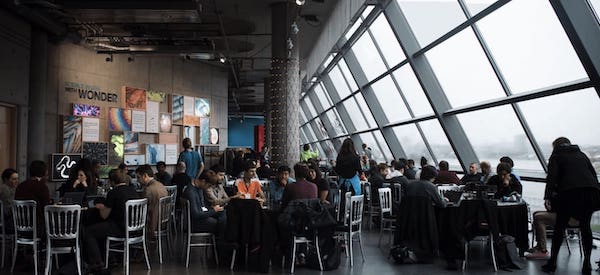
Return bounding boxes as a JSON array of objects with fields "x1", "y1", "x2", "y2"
[{"x1": 437, "y1": 199, "x2": 529, "y2": 260}]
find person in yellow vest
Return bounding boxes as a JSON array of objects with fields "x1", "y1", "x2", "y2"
[{"x1": 300, "y1": 144, "x2": 319, "y2": 162}]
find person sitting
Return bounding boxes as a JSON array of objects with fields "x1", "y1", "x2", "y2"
[
  {"x1": 526, "y1": 205, "x2": 579, "y2": 260},
  {"x1": 500, "y1": 156, "x2": 521, "y2": 181},
  {"x1": 1, "y1": 168, "x2": 18, "y2": 232},
  {"x1": 154, "y1": 161, "x2": 172, "y2": 186},
  {"x1": 368, "y1": 163, "x2": 389, "y2": 205},
  {"x1": 281, "y1": 163, "x2": 318, "y2": 209},
  {"x1": 15, "y1": 160, "x2": 50, "y2": 227},
  {"x1": 269, "y1": 165, "x2": 295, "y2": 207},
  {"x1": 307, "y1": 161, "x2": 329, "y2": 203},
  {"x1": 172, "y1": 161, "x2": 191, "y2": 204},
  {"x1": 415, "y1": 156, "x2": 429, "y2": 180},
  {"x1": 205, "y1": 165, "x2": 241, "y2": 206},
  {"x1": 235, "y1": 160, "x2": 266, "y2": 201},
  {"x1": 487, "y1": 162, "x2": 522, "y2": 199},
  {"x1": 479, "y1": 161, "x2": 494, "y2": 184},
  {"x1": 461, "y1": 162, "x2": 483, "y2": 184},
  {"x1": 135, "y1": 165, "x2": 168, "y2": 237},
  {"x1": 433, "y1": 160, "x2": 461, "y2": 185},
  {"x1": 404, "y1": 159, "x2": 417, "y2": 180},
  {"x1": 387, "y1": 160, "x2": 402, "y2": 179},
  {"x1": 256, "y1": 161, "x2": 273, "y2": 179},
  {"x1": 181, "y1": 171, "x2": 226, "y2": 235},
  {"x1": 300, "y1": 144, "x2": 319, "y2": 162},
  {"x1": 408, "y1": 165, "x2": 446, "y2": 208},
  {"x1": 83, "y1": 169, "x2": 138, "y2": 272},
  {"x1": 58, "y1": 169, "x2": 91, "y2": 197},
  {"x1": 388, "y1": 162, "x2": 409, "y2": 194}
]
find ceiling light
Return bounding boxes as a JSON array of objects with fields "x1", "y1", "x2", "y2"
[
  {"x1": 219, "y1": 56, "x2": 226, "y2": 63},
  {"x1": 296, "y1": 0, "x2": 305, "y2": 6}
]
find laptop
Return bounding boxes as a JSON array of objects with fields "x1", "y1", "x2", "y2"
[
  {"x1": 444, "y1": 190, "x2": 463, "y2": 205},
  {"x1": 62, "y1": 192, "x2": 86, "y2": 206}
]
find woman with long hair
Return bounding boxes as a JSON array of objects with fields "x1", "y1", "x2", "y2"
[{"x1": 334, "y1": 138, "x2": 362, "y2": 195}]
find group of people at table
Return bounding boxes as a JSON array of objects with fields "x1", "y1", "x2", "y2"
[{"x1": 1, "y1": 136, "x2": 599, "y2": 274}]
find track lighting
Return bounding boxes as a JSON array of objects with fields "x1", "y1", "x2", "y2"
[{"x1": 296, "y1": 0, "x2": 305, "y2": 6}]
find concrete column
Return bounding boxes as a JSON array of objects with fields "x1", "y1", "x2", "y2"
[
  {"x1": 27, "y1": 28, "x2": 48, "y2": 164},
  {"x1": 270, "y1": 2, "x2": 300, "y2": 169},
  {"x1": 264, "y1": 77, "x2": 272, "y2": 149}
]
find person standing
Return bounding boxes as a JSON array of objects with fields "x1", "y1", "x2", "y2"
[
  {"x1": 361, "y1": 143, "x2": 373, "y2": 160},
  {"x1": 335, "y1": 138, "x2": 362, "y2": 196},
  {"x1": 300, "y1": 144, "x2": 319, "y2": 162},
  {"x1": 178, "y1": 138, "x2": 204, "y2": 180},
  {"x1": 541, "y1": 137, "x2": 600, "y2": 274}
]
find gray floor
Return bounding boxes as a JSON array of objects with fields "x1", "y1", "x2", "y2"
[{"x1": 5, "y1": 228, "x2": 599, "y2": 274}]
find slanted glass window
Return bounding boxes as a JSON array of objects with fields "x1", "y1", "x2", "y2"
[
  {"x1": 312, "y1": 142, "x2": 325, "y2": 159},
  {"x1": 358, "y1": 132, "x2": 387, "y2": 163},
  {"x1": 321, "y1": 140, "x2": 337, "y2": 160},
  {"x1": 328, "y1": 65, "x2": 352, "y2": 100},
  {"x1": 590, "y1": 0, "x2": 600, "y2": 24},
  {"x1": 370, "y1": 76, "x2": 411, "y2": 124},
  {"x1": 362, "y1": 5, "x2": 375, "y2": 18},
  {"x1": 323, "y1": 54, "x2": 335, "y2": 70},
  {"x1": 325, "y1": 108, "x2": 347, "y2": 137},
  {"x1": 369, "y1": 14, "x2": 406, "y2": 67},
  {"x1": 302, "y1": 97, "x2": 318, "y2": 119},
  {"x1": 373, "y1": 130, "x2": 394, "y2": 162},
  {"x1": 354, "y1": 94, "x2": 378, "y2": 128},
  {"x1": 350, "y1": 31, "x2": 387, "y2": 82},
  {"x1": 311, "y1": 118, "x2": 329, "y2": 141},
  {"x1": 339, "y1": 59, "x2": 359, "y2": 92},
  {"x1": 300, "y1": 128, "x2": 308, "y2": 144},
  {"x1": 426, "y1": 28, "x2": 505, "y2": 108},
  {"x1": 463, "y1": 0, "x2": 497, "y2": 16},
  {"x1": 457, "y1": 105, "x2": 543, "y2": 173},
  {"x1": 345, "y1": 18, "x2": 363, "y2": 40},
  {"x1": 476, "y1": 0, "x2": 588, "y2": 94},
  {"x1": 303, "y1": 124, "x2": 317, "y2": 142},
  {"x1": 392, "y1": 64, "x2": 434, "y2": 117},
  {"x1": 396, "y1": 0, "x2": 467, "y2": 47},
  {"x1": 342, "y1": 95, "x2": 376, "y2": 132},
  {"x1": 519, "y1": 88, "x2": 600, "y2": 173},
  {"x1": 314, "y1": 82, "x2": 334, "y2": 110},
  {"x1": 392, "y1": 123, "x2": 433, "y2": 162},
  {"x1": 418, "y1": 119, "x2": 460, "y2": 170},
  {"x1": 300, "y1": 108, "x2": 308, "y2": 125}
]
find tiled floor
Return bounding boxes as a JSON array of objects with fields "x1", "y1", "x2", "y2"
[{"x1": 5, "y1": 229, "x2": 599, "y2": 274}]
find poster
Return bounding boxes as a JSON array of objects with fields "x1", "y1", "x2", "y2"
[
  {"x1": 73, "y1": 104, "x2": 101, "y2": 117},
  {"x1": 165, "y1": 144, "x2": 178, "y2": 165},
  {"x1": 183, "y1": 115, "x2": 200, "y2": 126},
  {"x1": 124, "y1": 132, "x2": 140, "y2": 154},
  {"x1": 184, "y1": 96, "x2": 195, "y2": 116},
  {"x1": 83, "y1": 142, "x2": 108, "y2": 165},
  {"x1": 210, "y1": 128, "x2": 219, "y2": 145},
  {"x1": 124, "y1": 154, "x2": 145, "y2": 166},
  {"x1": 160, "y1": 113, "x2": 172, "y2": 133},
  {"x1": 145, "y1": 144, "x2": 165, "y2": 165},
  {"x1": 123, "y1": 86, "x2": 147, "y2": 110},
  {"x1": 200, "y1": 118, "x2": 210, "y2": 145},
  {"x1": 51, "y1": 154, "x2": 82, "y2": 181},
  {"x1": 108, "y1": 108, "x2": 132, "y2": 131},
  {"x1": 147, "y1": 91, "x2": 166, "y2": 102},
  {"x1": 195, "y1": 98, "x2": 210, "y2": 117},
  {"x1": 63, "y1": 116, "x2": 82, "y2": 153},
  {"x1": 146, "y1": 101, "x2": 159, "y2": 133},
  {"x1": 82, "y1": 117, "x2": 100, "y2": 142},
  {"x1": 108, "y1": 132, "x2": 124, "y2": 166},
  {"x1": 183, "y1": 126, "x2": 196, "y2": 147},
  {"x1": 131, "y1": 110, "x2": 146, "y2": 132},
  {"x1": 172, "y1": 95, "x2": 184, "y2": 125}
]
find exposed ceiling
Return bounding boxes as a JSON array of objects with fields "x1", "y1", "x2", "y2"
[{"x1": 5, "y1": 0, "x2": 339, "y2": 116}]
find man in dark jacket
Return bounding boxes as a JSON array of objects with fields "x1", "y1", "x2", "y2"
[
  {"x1": 406, "y1": 165, "x2": 446, "y2": 208},
  {"x1": 487, "y1": 162, "x2": 522, "y2": 199},
  {"x1": 281, "y1": 163, "x2": 317, "y2": 209},
  {"x1": 181, "y1": 171, "x2": 226, "y2": 236},
  {"x1": 433, "y1": 160, "x2": 461, "y2": 185},
  {"x1": 461, "y1": 162, "x2": 483, "y2": 184}
]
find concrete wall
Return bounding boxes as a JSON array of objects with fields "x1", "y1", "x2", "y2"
[{"x1": 228, "y1": 117, "x2": 264, "y2": 149}]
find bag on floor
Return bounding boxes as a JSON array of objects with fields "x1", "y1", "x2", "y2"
[
  {"x1": 495, "y1": 235, "x2": 522, "y2": 270},
  {"x1": 389, "y1": 244, "x2": 418, "y2": 264},
  {"x1": 306, "y1": 237, "x2": 341, "y2": 270}
]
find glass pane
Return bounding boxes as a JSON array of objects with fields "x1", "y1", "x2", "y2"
[
  {"x1": 303, "y1": 124, "x2": 317, "y2": 142},
  {"x1": 373, "y1": 130, "x2": 394, "y2": 161},
  {"x1": 359, "y1": 132, "x2": 387, "y2": 163},
  {"x1": 325, "y1": 108, "x2": 348, "y2": 137},
  {"x1": 300, "y1": 127, "x2": 308, "y2": 144},
  {"x1": 476, "y1": 0, "x2": 588, "y2": 94},
  {"x1": 339, "y1": 59, "x2": 359, "y2": 92},
  {"x1": 354, "y1": 93, "x2": 378, "y2": 128},
  {"x1": 312, "y1": 142, "x2": 325, "y2": 159},
  {"x1": 351, "y1": 31, "x2": 387, "y2": 82},
  {"x1": 345, "y1": 18, "x2": 363, "y2": 40},
  {"x1": 342, "y1": 97, "x2": 369, "y2": 131},
  {"x1": 370, "y1": 76, "x2": 412, "y2": 124},
  {"x1": 328, "y1": 65, "x2": 352, "y2": 100},
  {"x1": 392, "y1": 64, "x2": 434, "y2": 117},
  {"x1": 519, "y1": 88, "x2": 600, "y2": 173},
  {"x1": 522, "y1": 180, "x2": 545, "y2": 213},
  {"x1": 362, "y1": 5, "x2": 375, "y2": 18},
  {"x1": 300, "y1": 108, "x2": 308, "y2": 125},
  {"x1": 457, "y1": 105, "x2": 543, "y2": 173},
  {"x1": 418, "y1": 119, "x2": 460, "y2": 169},
  {"x1": 311, "y1": 118, "x2": 329, "y2": 140},
  {"x1": 323, "y1": 54, "x2": 335, "y2": 70},
  {"x1": 369, "y1": 14, "x2": 406, "y2": 67},
  {"x1": 302, "y1": 97, "x2": 318, "y2": 119},
  {"x1": 590, "y1": 0, "x2": 600, "y2": 25},
  {"x1": 320, "y1": 140, "x2": 337, "y2": 160},
  {"x1": 426, "y1": 28, "x2": 505, "y2": 108},
  {"x1": 392, "y1": 123, "x2": 433, "y2": 161},
  {"x1": 396, "y1": 0, "x2": 467, "y2": 47},
  {"x1": 314, "y1": 83, "x2": 333, "y2": 109},
  {"x1": 464, "y1": 0, "x2": 497, "y2": 16}
]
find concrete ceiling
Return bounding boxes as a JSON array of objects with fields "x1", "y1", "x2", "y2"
[{"x1": 6, "y1": 0, "x2": 339, "y2": 116}]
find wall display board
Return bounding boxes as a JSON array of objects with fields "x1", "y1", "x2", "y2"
[
  {"x1": 183, "y1": 126, "x2": 196, "y2": 147},
  {"x1": 131, "y1": 110, "x2": 146, "y2": 132},
  {"x1": 123, "y1": 86, "x2": 147, "y2": 110},
  {"x1": 83, "y1": 142, "x2": 108, "y2": 165},
  {"x1": 82, "y1": 117, "x2": 100, "y2": 142},
  {"x1": 124, "y1": 132, "x2": 140, "y2": 154},
  {"x1": 165, "y1": 144, "x2": 178, "y2": 165},
  {"x1": 183, "y1": 115, "x2": 200, "y2": 127},
  {"x1": 210, "y1": 128, "x2": 219, "y2": 145},
  {"x1": 146, "y1": 101, "x2": 160, "y2": 133},
  {"x1": 51, "y1": 154, "x2": 82, "y2": 181},
  {"x1": 73, "y1": 104, "x2": 101, "y2": 117},
  {"x1": 200, "y1": 118, "x2": 210, "y2": 145},
  {"x1": 159, "y1": 133, "x2": 178, "y2": 145},
  {"x1": 183, "y1": 96, "x2": 195, "y2": 116},
  {"x1": 172, "y1": 95, "x2": 184, "y2": 125},
  {"x1": 108, "y1": 132, "x2": 124, "y2": 166},
  {"x1": 147, "y1": 91, "x2": 166, "y2": 102},
  {"x1": 145, "y1": 144, "x2": 165, "y2": 165},
  {"x1": 63, "y1": 116, "x2": 83, "y2": 153},
  {"x1": 124, "y1": 154, "x2": 145, "y2": 166},
  {"x1": 108, "y1": 108, "x2": 132, "y2": 131},
  {"x1": 160, "y1": 113, "x2": 172, "y2": 133},
  {"x1": 195, "y1": 98, "x2": 210, "y2": 117}
]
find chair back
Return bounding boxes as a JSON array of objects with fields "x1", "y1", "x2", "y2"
[
  {"x1": 12, "y1": 200, "x2": 37, "y2": 235},
  {"x1": 363, "y1": 182, "x2": 371, "y2": 202},
  {"x1": 157, "y1": 196, "x2": 173, "y2": 230},
  {"x1": 125, "y1": 198, "x2": 148, "y2": 234},
  {"x1": 349, "y1": 195, "x2": 364, "y2": 228},
  {"x1": 378, "y1": 188, "x2": 392, "y2": 215},
  {"x1": 0, "y1": 200, "x2": 4, "y2": 228},
  {"x1": 44, "y1": 205, "x2": 81, "y2": 240},
  {"x1": 165, "y1": 185, "x2": 177, "y2": 198},
  {"x1": 392, "y1": 183, "x2": 402, "y2": 205},
  {"x1": 182, "y1": 199, "x2": 192, "y2": 233}
]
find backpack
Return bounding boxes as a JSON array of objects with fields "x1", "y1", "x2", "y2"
[
  {"x1": 494, "y1": 235, "x2": 522, "y2": 270},
  {"x1": 307, "y1": 237, "x2": 341, "y2": 270},
  {"x1": 389, "y1": 245, "x2": 418, "y2": 264}
]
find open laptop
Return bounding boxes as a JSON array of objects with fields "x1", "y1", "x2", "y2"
[
  {"x1": 62, "y1": 192, "x2": 86, "y2": 206},
  {"x1": 444, "y1": 190, "x2": 463, "y2": 205}
]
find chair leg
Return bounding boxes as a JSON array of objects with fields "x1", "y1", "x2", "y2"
[
  {"x1": 349, "y1": 233, "x2": 354, "y2": 267},
  {"x1": 230, "y1": 249, "x2": 236, "y2": 270},
  {"x1": 578, "y1": 230, "x2": 583, "y2": 256},
  {"x1": 212, "y1": 235, "x2": 219, "y2": 266},
  {"x1": 291, "y1": 238, "x2": 297, "y2": 274},
  {"x1": 186, "y1": 232, "x2": 191, "y2": 268},
  {"x1": 75, "y1": 246, "x2": 83, "y2": 275},
  {"x1": 104, "y1": 239, "x2": 110, "y2": 269},
  {"x1": 315, "y1": 234, "x2": 323, "y2": 271},
  {"x1": 1, "y1": 234, "x2": 4, "y2": 269},
  {"x1": 124, "y1": 243, "x2": 129, "y2": 275},
  {"x1": 358, "y1": 233, "x2": 365, "y2": 263},
  {"x1": 378, "y1": 220, "x2": 383, "y2": 247},
  {"x1": 11, "y1": 241, "x2": 17, "y2": 272},
  {"x1": 462, "y1": 241, "x2": 468, "y2": 271},
  {"x1": 490, "y1": 234, "x2": 498, "y2": 272},
  {"x1": 159, "y1": 228, "x2": 164, "y2": 264},
  {"x1": 566, "y1": 230, "x2": 572, "y2": 255},
  {"x1": 45, "y1": 242, "x2": 52, "y2": 275},
  {"x1": 143, "y1": 238, "x2": 152, "y2": 270}
]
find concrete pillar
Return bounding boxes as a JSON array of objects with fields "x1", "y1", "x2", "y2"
[
  {"x1": 264, "y1": 77, "x2": 272, "y2": 149},
  {"x1": 270, "y1": 2, "x2": 300, "y2": 169},
  {"x1": 27, "y1": 29, "x2": 48, "y2": 164}
]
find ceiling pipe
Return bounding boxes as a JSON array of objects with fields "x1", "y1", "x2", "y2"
[
  {"x1": 7, "y1": 0, "x2": 67, "y2": 36},
  {"x1": 213, "y1": 0, "x2": 241, "y2": 112}
]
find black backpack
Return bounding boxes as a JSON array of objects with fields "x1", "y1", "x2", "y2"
[
  {"x1": 494, "y1": 235, "x2": 522, "y2": 270},
  {"x1": 389, "y1": 245, "x2": 418, "y2": 264}
]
